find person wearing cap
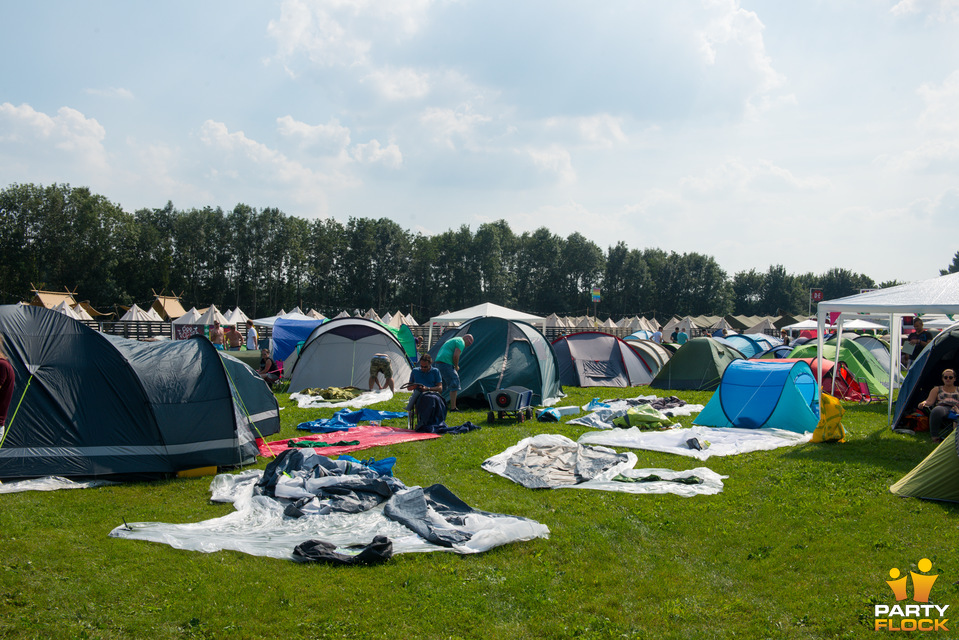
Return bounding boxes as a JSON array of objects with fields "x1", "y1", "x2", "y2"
[{"x1": 435, "y1": 333, "x2": 473, "y2": 412}]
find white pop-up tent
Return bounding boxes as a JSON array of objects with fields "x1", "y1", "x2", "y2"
[
  {"x1": 817, "y1": 272, "x2": 959, "y2": 423},
  {"x1": 427, "y1": 303, "x2": 545, "y2": 347}
]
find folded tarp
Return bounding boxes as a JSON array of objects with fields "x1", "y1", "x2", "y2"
[
  {"x1": 568, "y1": 397, "x2": 704, "y2": 430},
  {"x1": 578, "y1": 425, "x2": 811, "y2": 460},
  {"x1": 483, "y1": 434, "x2": 726, "y2": 496},
  {"x1": 296, "y1": 409, "x2": 409, "y2": 432},
  {"x1": 290, "y1": 388, "x2": 396, "y2": 409},
  {"x1": 258, "y1": 425, "x2": 439, "y2": 458},
  {"x1": 109, "y1": 450, "x2": 549, "y2": 559}
]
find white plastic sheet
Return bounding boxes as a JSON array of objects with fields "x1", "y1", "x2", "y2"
[
  {"x1": 578, "y1": 425, "x2": 811, "y2": 460},
  {"x1": 289, "y1": 388, "x2": 396, "y2": 409},
  {"x1": 483, "y1": 434, "x2": 726, "y2": 497},
  {"x1": 110, "y1": 470, "x2": 549, "y2": 559}
]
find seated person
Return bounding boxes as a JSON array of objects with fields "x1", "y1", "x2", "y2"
[
  {"x1": 257, "y1": 349, "x2": 280, "y2": 384},
  {"x1": 406, "y1": 354, "x2": 442, "y2": 411},
  {"x1": 918, "y1": 368, "x2": 959, "y2": 443},
  {"x1": 368, "y1": 353, "x2": 395, "y2": 392}
]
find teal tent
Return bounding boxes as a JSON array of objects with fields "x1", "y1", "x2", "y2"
[
  {"x1": 428, "y1": 317, "x2": 562, "y2": 407},
  {"x1": 694, "y1": 360, "x2": 820, "y2": 433}
]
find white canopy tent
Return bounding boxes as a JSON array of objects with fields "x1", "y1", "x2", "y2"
[
  {"x1": 427, "y1": 302, "x2": 546, "y2": 347},
  {"x1": 817, "y1": 272, "x2": 959, "y2": 423}
]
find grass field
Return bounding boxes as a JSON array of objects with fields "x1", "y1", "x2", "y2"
[{"x1": 0, "y1": 386, "x2": 956, "y2": 640}]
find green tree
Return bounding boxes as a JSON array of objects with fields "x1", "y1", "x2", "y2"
[
  {"x1": 732, "y1": 269, "x2": 764, "y2": 316},
  {"x1": 940, "y1": 251, "x2": 959, "y2": 276}
]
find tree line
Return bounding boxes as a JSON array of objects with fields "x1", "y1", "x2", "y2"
[{"x1": 0, "y1": 182, "x2": 908, "y2": 321}]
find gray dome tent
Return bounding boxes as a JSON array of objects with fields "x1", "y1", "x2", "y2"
[
  {"x1": 287, "y1": 317, "x2": 413, "y2": 394},
  {"x1": 551, "y1": 331, "x2": 654, "y2": 387},
  {"x1": 0, "y1": 304, "x2": 280, "y2": 479}
]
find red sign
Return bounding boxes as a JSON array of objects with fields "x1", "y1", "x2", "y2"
[{"x1": 811, "y1": 289, "x2": 824, "y2": 302}]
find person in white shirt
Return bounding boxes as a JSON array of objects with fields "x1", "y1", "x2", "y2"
[{"x1": 246, "y1": 324, "x2": 258, "y2": 350}]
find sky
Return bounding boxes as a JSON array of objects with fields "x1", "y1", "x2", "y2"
[{"x1": 2, "y1": 0, "x2": 958, "y2": 285}]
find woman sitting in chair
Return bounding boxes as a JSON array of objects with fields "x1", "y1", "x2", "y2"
[
  {"x1": 257, "y1": 349, "x2": 281, "y2": 385},
  {"x1": 919, "y1": 368, "x2": 959, "y2": 443}
]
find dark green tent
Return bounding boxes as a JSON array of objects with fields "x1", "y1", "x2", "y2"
[
  {"x1": 649, "y1": 337, "x2": 744, "y2": 391},
  {"x1": 0, "y1": 304, "x2": 279, "y2": 479},
  {"x1": 428, "y1": 317, "x2": 562, "y2": 407}
]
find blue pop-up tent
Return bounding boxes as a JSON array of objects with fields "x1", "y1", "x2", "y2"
[
  {"x1": 694, "y1": 360, "x2": 820, "y2": 433},
  {"x1": 271, "y1": 317, "x2": 326, "y2": 361}
]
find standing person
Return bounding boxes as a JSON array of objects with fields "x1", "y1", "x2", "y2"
[
  {"x1": 435, "y1": 333, "x2": 473, "y2": 412},
  {"x1": 246, "y1": 323, "x2": 259, "y2": 350},
  {"x1": 651, "y1": 329, "x2": 662, "y2": 344},
  {"x1": 918, "y1": 369, "x2": 959, "y2": 443},
  {"x1": 676, "y1": 328, "x2": 689, "y2": 345},
  {"x1": 209, "y1": 320, "x2": 226, "y2": 350},
  {"x1": 225, "y1": 325, "x2": 243, "y2": 351},
  {"x1": 405, "y1": 354, "x2": 442, "y2": 411},
  {"x1": 0, "y1": 337, "x2": 15, "y2": 442},
  {"x1": 368, "y1": 353, "x2": 395, "y2": 392},
  {"x1": 670, "y1": 329, "x2": 678, "y2": 343}
]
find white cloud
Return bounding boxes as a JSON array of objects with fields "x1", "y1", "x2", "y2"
[
  {"x1": 84, "y1": 87, "x2": 135, "y2": 100},
  {"x1": 680, "y1": 157, "x2": 828, "y2": 194},
  {"x1": 697, "y1": 0, "x2": 789, "y2": 115},
  {"x1": 276, "y1": 115, "x2": 351, "y2": 153},
  {"x1": 0, "y1": 102, "x2": 108, "y2": 167},
  {"x1": 351, "y1": 139, "x2": 403, "y2": 168},
  {"x1": 267, "y1": 0, "x2": 439, "y2": 70},
  {"x1": 891, "y1": 0, "x2": 959, "y2": 22},
  {"x1": 544, "y1": 114, "x2": 628, "y2": 148},
  {"x1": 419, "y1": 106, "x2": 492, "y2": 149},
  {"x1": 918, "y1": 69, "x2": 959, "y2": 136},
  {"x1": 363, "y1": 66, "x2": 431, "y2": 100},
  {"x1": 879, "y1": 70, "x2": 959, "y2": 172},
  {"x1": 525, "y1": 146, "x2": 576, "y2": 184},
  {"x1": 198, "y1": 119, "x2": 354, "y2": 211}
]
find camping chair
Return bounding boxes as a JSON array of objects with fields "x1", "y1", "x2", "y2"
[{"x1": 404, "y1": 387, "x2": 446, "y2": 430}]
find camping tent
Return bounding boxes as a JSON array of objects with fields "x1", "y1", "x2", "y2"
[
  {"x1": 892, "y1": 322, "x2": 959, "y2": 428},
  {"x1": 790, "y1": 339, "x2": 889, "y2": 397},
  {"x1": 196, "y1": 305, "x2": 229, "y2": 326},
  {"x1": 817, "y1": 272, "x2": 959, "y2": 422},
  {"x1": 622, "y1": 338, "x2": 672, "y2": 377},
  {"x1": 649, "y1": 337, "x2": 744, "y2": 391},
  {"x1": 427, "y1": 317, "x2": 562, "y2": 407},
  {"x1": 694, "y1": 360, "x2": 820, "y2": 433},
  {"x1": 722, "y1": 334, "x2": 767, "y2": 359},
  {"x1": 287, "y1": 318, "x2": 413, "y2": 394},
  {"x1": 890, "y1": 430, "x2": 959, "y2": 502},
  {"x1": 427, "y1": 303, "x2": 546, "y2": 348},
  {"x1": 271, "y1": 316, "x2": 326, "y2": 361},
  {"x1": 119, "y1": 304, "x2": 155, "y2": 322},
  {"x1": 0, "y1": 304, "x2": 280, "y2": 479},
  {"x1": 551, "y1": 332, "x2": 654, "y2": 387}
]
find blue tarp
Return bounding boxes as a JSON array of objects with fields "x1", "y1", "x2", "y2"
[
  {"x1": 272, "y1": 317, "x2": 326, "y2": 361},
  {"x1": 297, "y1": 408, "x2": 408, "y2": 432}
]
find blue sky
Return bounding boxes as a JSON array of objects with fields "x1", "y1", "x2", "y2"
[{"x1": 2, "y1": 0, "x2": 958, "y2": 284}]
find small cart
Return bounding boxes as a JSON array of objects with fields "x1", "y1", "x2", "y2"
[{"x1": 485, "y1": 386, "x2": 534, "y2": 423}]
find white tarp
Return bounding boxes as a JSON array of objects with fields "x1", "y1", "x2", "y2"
[
  {"x1": 578, "y1": 425, "x2": 811, "y2": 460},
  {"x1": 483, "y1": 434, "x2": 726, "y2": 497},
  {"x1": 109, "y1": 468, "x2": 549, "y2": 559}
]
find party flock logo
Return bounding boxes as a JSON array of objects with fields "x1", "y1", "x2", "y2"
[{"x1": 874, "y1": 558, "x2": 949, "y2": 632}]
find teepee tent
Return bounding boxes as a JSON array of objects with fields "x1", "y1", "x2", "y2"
[
  {"x1": 196, "y1": 305, "x2": 229, "y2": 326},
  {"x1": 119, "y1": 304, "x2": 155, "y2": 322}
]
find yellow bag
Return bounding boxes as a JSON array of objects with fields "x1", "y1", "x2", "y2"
[{"x1": 811, "y1": 393, "x2": 846, "y2": 443}]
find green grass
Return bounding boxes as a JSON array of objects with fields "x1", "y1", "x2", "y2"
[{"x1": 1, "y1": 387, "x2": 957, "y2": 639}]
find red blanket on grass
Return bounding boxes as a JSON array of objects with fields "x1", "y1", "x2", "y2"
[{"x1": 256, "y1": 425, "x2": 440, "y2": 458}]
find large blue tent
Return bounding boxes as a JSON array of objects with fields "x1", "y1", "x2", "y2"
[{"x1": 694, "y1": 360, "x2": 820, "y2": 433}]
